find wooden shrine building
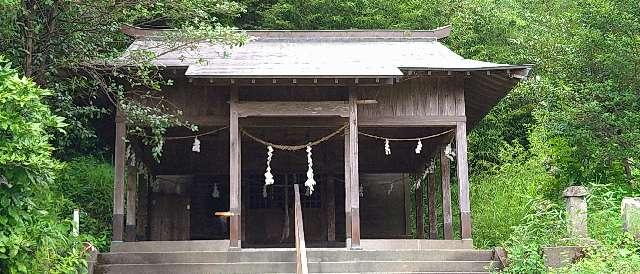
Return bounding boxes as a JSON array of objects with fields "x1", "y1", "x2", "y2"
[{"x1": 111, "y1": 26, "x2": 531, "y2": 250}]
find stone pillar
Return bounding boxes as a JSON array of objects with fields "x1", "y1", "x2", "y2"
[
  {"x1": 563, "y1": 186, "x2": 588, "y2": 238},
  {"x1": 621, "y1": 197, "x2": 640, "y2": 239}
]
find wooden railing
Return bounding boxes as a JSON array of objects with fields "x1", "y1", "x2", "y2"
[{"x1": 293, "y1": 184, "x2": 309, "y2": 274}]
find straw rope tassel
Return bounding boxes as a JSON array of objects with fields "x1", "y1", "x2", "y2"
[
  {"x1": 304, "y1": 146, "x2": 316, "y2": 194},
  {"x1": 264, "y1": 146, "x2": 275, "y2": 185}
]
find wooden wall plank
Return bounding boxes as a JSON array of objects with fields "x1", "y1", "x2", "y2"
[
  {"x1": 358, "y1": 76, "x2": 463, "y2": 123},
  {"x1": 112, "y1": 110, "x2": 126, "y2": 242},
  {"x1": 440, "y1": 148, "x2": 453, "y2": 240},
  {"x1": 455, "y1": 79, "x2": 466, "y2": 116},
  {"x1": 327, "y1": 177, "x2": 336, "y2": 242},
  {"x1": 456, "y1": 122, "x2": 472, "y2": 239},
  {"x1": 125, "y1": 164, "x2": 138, "y2": 242}
]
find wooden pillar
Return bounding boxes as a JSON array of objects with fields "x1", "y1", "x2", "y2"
[
  {"x1": 440, "y1": 148, "x2": 453, "y2": 239},
  {"x1": 415, "y1": 178, "x2": 424, "y2": 239},
  {"x1": 348, "y1": 89, "x2": 361, "y2": 249},
  {"x1": 344, "y1": 126, "x2": 351, "y2": 240},
  {"x1": 456, "y1": 122, "x2": 472, "y2": 239},
  {"x1": 229, "y1": 87, "x2": 242, "y2": 249},
  {"x1": 427, "y1": 170, "x2": 437, "y2": 239},
  {"x1": 125, "y1": 164, "x2": 138, "y2": 242},
  {"x1": 112, "y1": 110, "x2": 126, "y2": 242}
]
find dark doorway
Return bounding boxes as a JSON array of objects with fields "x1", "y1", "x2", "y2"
[
  {"x1": 189, "y1": 175, "x2": 230, "y2": 240},
  {"x1": 243, "y1": 173, "x2": 345, "y2": 248}
]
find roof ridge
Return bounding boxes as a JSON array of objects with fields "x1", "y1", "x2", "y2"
[{"x1": 120, "y1": 25, "x2": 451, "y2": 40}]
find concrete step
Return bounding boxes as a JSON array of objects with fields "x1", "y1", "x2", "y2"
[
  {"x1": 110, "y1": 240, "x2": 230, "y2": 252},
  {"x1": 99, "y1": 249, "x2": 494, "y2": 264},
  {"x1": 96, "y1": 261, "x2": 497, "y2": 274}
]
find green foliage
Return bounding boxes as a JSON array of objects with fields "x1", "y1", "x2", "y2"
[
  {"x1": 51, "y1": 157, "x2": 114, "y2": 252},
  {"x1": 0, "y1": 0, "x2": 249, "y2": 159},
  {"x1": 0, "y1": 55, "x2": 85, "y2": 273},
  {"x1": 471, "y1": 153, "x2": 556, "y2": 248},
  {"x1": 257, "y1": 0, "x2": 450, "y2": 29}
]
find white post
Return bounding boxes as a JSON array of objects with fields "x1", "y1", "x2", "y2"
[{"x1": 72, "y1": 209, "x2": 80, "y2": 237}]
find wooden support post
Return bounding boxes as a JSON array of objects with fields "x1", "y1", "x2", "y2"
[
  {"x1": 112, "y1": 110, "x2": 126, "y2": 242},
  {"x1": 348, "y1": 89, "x2": 361, "y2": 249},
  {"x1": 229, "y1": 87, "x2": 242, "y2": 249},
  {"x1": 456, "y1": 122, "x2": 472, "y2": 239},
  {"x1": 125, "y1": 164, "x2": 138, "y2": 242},
  {"x1": 415, "y1": 178, "x2": 424, "y2": 239},
  {"x1": 440, "y1": 148, "x2": 453, "y2": 240},
  {"x1": 344, "y1": 126, "x2": 351, "y2": 240},
  {"x1": 427, "y1": 170, "x2": 437, "y2": 239}
]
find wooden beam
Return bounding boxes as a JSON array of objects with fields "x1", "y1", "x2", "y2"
[
  {"x1": 348, "y1": 89, "x2": 361, "y2": 249},
  {"x1": 112, "y1": 110, "x2": 126, "y2": 242},
  {"x1": 415, "y1": 177, "x2": 424, "y2": 239},
  {"x1": 235, "y1": 101, "x2": 350, "y2": 117},
  {"x1": 125, "y1": 164, "x2": 138, "y2": 242},
  {"x1": 440, "y1": 148, "x2": 453, "y2": 240},
  {"x1": 241, "y1": 117, "x2": 346, "y2": 128},
  {"x1": 359, "y1": 116, "x2": 465, "y2": 127},
  {"x1": 456, "y1": 121, "x2": 472, "y2": 239},
  {"x1": 427, "y1": 170, "x2": 437, "y2": 239},
  {"x1": 229, "y1": 86, "x2": 242, "y2": 249}
]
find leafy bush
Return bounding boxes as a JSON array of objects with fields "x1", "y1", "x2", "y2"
[
  {"x1": 0, "y1": 55, "x2": 86, "y2": 273},
  {"x1": 471, "y1": 154, "x2": 557, "y2": 248},
  {"x1": 52, "y1": 157, "x2": 114, "y2": 251}
]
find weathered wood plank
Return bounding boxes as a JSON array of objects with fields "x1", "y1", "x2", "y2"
[
  {"x1": 112, "y1": 110, "x2": 126, "y2": 242},
  {"x1": 125, "y1": 164, "x2": 138, "y2": 242},
  {"x1": 440, "y1": 148, "x2": 453, "y2": 240},
  {"x1": 348, "y1": 89, "x2": 361, "y2": 249},
  {"x1": 456, "y1": 121, "x2": 472, "y2": 239},
  {"x1": 427, "y1": 171, "x2": 437, "y2": 239},
  {"x1": 229, "y1": 86, "x2": 241, "y2": 249},
  {"x1": 416, "y1": 176, "x2": 424, "y2": 239},
  {"x1": 235, "y1": 101, "x2": 349, "y2": 117}
]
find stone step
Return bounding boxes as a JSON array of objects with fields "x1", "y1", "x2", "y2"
[
  {"x1": 109, "y1": 239, "x2": 474, "y2": 252},
  {"x1": 96, "y1": 260, "x2": 497, "y2": 274},
  {"x1": 99, "y1": 249, "x2": 494, "y2": 264}
]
